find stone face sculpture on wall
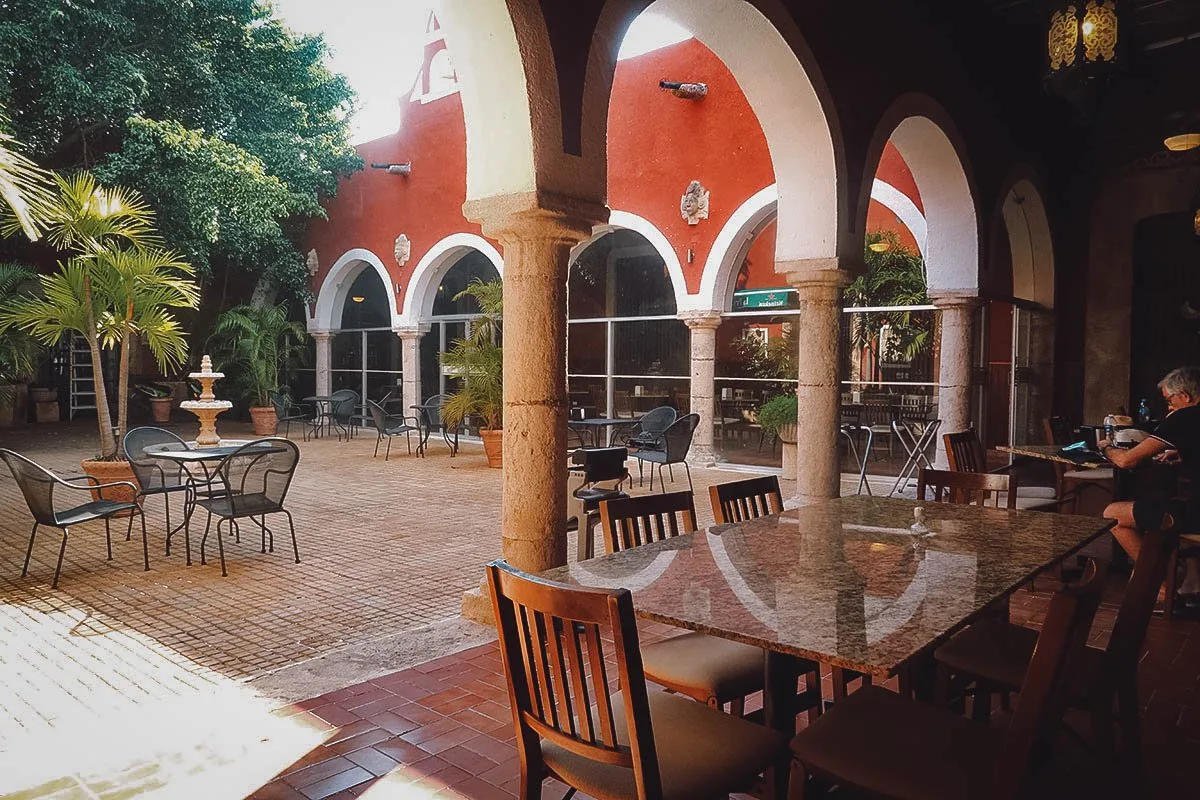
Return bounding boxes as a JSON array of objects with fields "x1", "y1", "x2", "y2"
[
  {"x1": 306, "y1": 248, "x2": 319, "y2": 277},
  {"x1": 680, "y1": 180, "x2": 710, "y2": 225},
  {"x1": 394, "y1": 234, "x2": 411, "y2": 267}
]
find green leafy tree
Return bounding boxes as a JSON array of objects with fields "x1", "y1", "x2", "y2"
[
  {"x1": 209, "y1": 302, "x2": 308, "y2": 408},
  {"x1": 441, "y1": 280, "x2": 504, "y2": 431},
  {"x1": 0, "y1": 175, "x2": 198, "y2": 458},
  {"x1": 843, "y1": 231, "x2": 932, "y2": 382},
  {"x1": 0, "y1": 0, "x2": 361, "y2": 299}
]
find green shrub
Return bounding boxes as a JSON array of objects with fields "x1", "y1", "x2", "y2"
[{"x1": 757, "y1": 393, "x2": 797, "y2": 435}]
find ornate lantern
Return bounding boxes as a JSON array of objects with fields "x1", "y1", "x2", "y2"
[{"x1": 1045, "y1": 1, "x2": 1119, "y2": 118}]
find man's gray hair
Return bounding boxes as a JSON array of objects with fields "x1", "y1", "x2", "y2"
[{"x1": 1158, "y1": 366, "x2": 1200, "y2": 399}]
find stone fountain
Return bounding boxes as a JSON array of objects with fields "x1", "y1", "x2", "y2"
[{"x1": 181, "y1": 354, "x2": 233, "y2": 447}]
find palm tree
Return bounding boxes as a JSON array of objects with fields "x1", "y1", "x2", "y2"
[
  {"x1": 0, "y1": 264, "x2": 43, "y2": 403},
  {"x1": 0, "y1": 112, "x2": 54, "y2": 241},
  {"x1": 209, "y1": 303, "x2": 308, "y2": 408},
  {"x1": 0, "y1": 174, "x2": 195, "y2": 458},
  {"x1": 440, "y1": 279, "x2": 503, "y2": 430},
  {"x1": 843, "y1": 231, "x2": 932, "y2": 383}
]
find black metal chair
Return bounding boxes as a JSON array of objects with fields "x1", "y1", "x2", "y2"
[
  {"x1": 122, "y1": 426, "x2": 208, "y2": 560},
  {"x1": 622, "y1": 405, "x2": 677, "y2": 451},
  {"x1": 367, "y1": 399, "x2": 420, "y2": 460},
  {"x1": 413, "y1": 393, "x2": 461, "y2": 456},
  {"x1": 569, "y1": 446, "x2": 631, "y2": 560},
  {"x1": 328, "y1": 388, "x2": 360, "y2": 440},
  {"x1": 0, "y1": 448, "x2": 149, "y2": 588},
  {"x1": 270, "y1": 390, "x2": 316, "y2": 441},
  {"x1": 634, "y1": 413, "x2": 700, "y2": 492},
  {"x1": 193, "y1": 438, "x2": 301, "y2": 576}
]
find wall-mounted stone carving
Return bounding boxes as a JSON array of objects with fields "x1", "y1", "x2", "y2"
[
  {"x1": 306, "y1": 248, "x2": 319, "y2": 277},
  {"x1": 394, "y1": 234, "x2": 411, "y2": 267},
  {"x1": 680, "y1": 181, "x2": 710, "y2": 225}
]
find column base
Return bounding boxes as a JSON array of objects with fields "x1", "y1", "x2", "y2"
[
  {"x1": 460, "y1": 584, "x2": 495, "y2": 626},
  {"x1": 687, "y1": 445, "x2": 717, "y2": 468},
  {"x1": 786, "y1": 493, "x2": 830, "y2": 509}
]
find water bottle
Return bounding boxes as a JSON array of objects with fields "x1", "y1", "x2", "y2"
[
  {"x1": 1138, "y1": 398, "x2": 1151, "y2": 425},
  {"x1": 1103, "y1": 413, "x2": 1116, "y2": 444}
]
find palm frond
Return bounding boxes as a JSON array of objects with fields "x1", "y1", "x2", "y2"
[{"x1": 0, "y1": 119, "x2": 54, "y2": 241}]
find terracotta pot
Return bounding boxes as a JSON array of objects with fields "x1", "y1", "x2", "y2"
[
  {"x1": 149, "y1": 396, "x2": 172, "y2": 423},
  {"x1": 250, "y1": 405, "x2": 278, "y2": 436},
  {"x1": 481, "y1": 428, "x2": 503, "y2": 469},
  {"x1": 80, "y1": 458, "x2": 140, "y2": 515}
]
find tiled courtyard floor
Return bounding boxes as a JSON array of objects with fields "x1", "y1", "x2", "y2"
[{"x1": 2, "y1": 419, "x2": 1198, "y2": 798}]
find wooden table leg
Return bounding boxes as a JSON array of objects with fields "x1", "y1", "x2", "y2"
[{"x1": 764, "y1": 650, "x2": 800, "y2": 800}]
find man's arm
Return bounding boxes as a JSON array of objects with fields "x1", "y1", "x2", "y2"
[{"x1": 1099, "y1": 435, "x2": 1169, "y2": 468}]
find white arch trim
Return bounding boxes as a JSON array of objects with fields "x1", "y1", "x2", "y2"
[
  {"x1": 570, "y1": 211, "x2": 689, "y2": 313},
  {"x1": 400, "y1": 233, "x2": 503, "y2": 327},
  {"x1": 1002, "y1": 179, "x2": 1055, "y2": 308},
  {"x1": 695, "y1": 184, "x2": 778, "y2": 313},
  {"x1": 870, "y1": 179, "x2": 927, "y2": 255},
  {"x1": 309, "y1": 248, "x2": 399, "y2": 332}
]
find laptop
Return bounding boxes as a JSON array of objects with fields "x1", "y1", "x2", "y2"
[{"x1": 1056, "y1": 440, "x2": 1107, "y2": 465}]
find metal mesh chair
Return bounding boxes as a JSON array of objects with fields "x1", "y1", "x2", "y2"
[
  {"x1": 623, "y1": 406, "x2": 677, "y2": 451},
  {"x1": 413, "y1": 393, "x2": 461, "y2": 456},
  {"x1": 270, "y1": 390, "x2": 316, "y2": 440},
  {"x1": 367, "y1": 399, "x2": 420, "y2": 460},
  {"x1": 193, "y1": 438, "x2": 301, "y2": 576},
  {"x1": 0, "y1": 448, "x2": 148, "y2": 587},
  {"x1": 328, "y1": 388, "x2": 360, "y2": 439},
  {"x1": 122, "y1": 426, "x2": 208, "y2": 560},
  {"x1": 634, "y1": 413, "x2": 700, "y2": 492}
]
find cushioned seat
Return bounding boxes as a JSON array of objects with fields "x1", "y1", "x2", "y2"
[
  {"x1": 542, "y1": 687, "x2": 785, "y2": 800},
  {"x1": 641, "y1": 632, "x2": 765, "y2": 704},
  {"x1": 55, "y1": 500, "x2": 138, "y2": 527},
  {"x1": 1064, "y1": 467, "x2": 1114, "y2": 482},
  {"x1": 791, "y1": 685, "x2": 1002, "y2": 800}
]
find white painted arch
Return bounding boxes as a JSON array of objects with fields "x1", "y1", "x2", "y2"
[
  {"x1": 401, "y1": 233, "x2": 504, "y2": 326},
  {"x1": 861, "y1": 96, "x2": 980, "y2": 295},
  {"x1": 870, "y1": 179, "x2": 927, "y2": 255},
  {"x1": 570, "y1": 210, "x2": 688, "y2": 312},
  {"x1": 698, "y1": 184, "x2": 778, "y2": 313},
  {"x1": 309, "y1": 248, "x2": 399, "y2": 332},
  {"x1": 1001, "y1": 177, "x2": 1055, "y2": 309}
]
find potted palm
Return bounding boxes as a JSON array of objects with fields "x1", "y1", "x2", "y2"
[
  {"x1": 136, "y1": 383, "x2": 174, "y2": 423},
  {"x1": 440, "y1": 279, "x2": 503, "y2": 467},
  {"x1": 758, "y1": 392, "x2": 799, "y2": 474},
  {"x1": 0, "y1": 173, "x2": 198, "y2": 499},
  {"x1": 210, "y1": 302, "x2": 308, "y2": 435}
]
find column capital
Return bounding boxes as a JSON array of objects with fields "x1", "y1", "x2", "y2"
[
  {"x1": 928, "y1": 291, "x2": 981, "y2": 310},
  {"x1": 678, "y1": 310, "x2": 723, "y2": 330},
  {"x1": 462, "y1": 191, "x2": 609, "y2": 245},
  {"x1": 778, "y1": 263, "x2": 852, "y2": 302},
  {"x1": 393, "y1": 323, "x2": 429, "y2": 339},
  {"x1": 310, "y1": 330, "x2": 333, "y2": 342}
]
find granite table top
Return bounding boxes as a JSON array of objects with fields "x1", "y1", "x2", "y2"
[
  {"x1": 540, "y1": 495, "x2": 1114, "y2": 678},
  {"x1": 997, "y1": 444, "x2": 1107, "y2": 470}
]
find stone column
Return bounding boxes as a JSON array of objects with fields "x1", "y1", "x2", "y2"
[
  {"x1": 459, "y1": 192, "x2": 607, "y2": 622},
  {"x1": 779, "y1": 264, "x2": 850, "y2": 503},
  {"x1": 681, "y1": 311, "x2": 722, "y2": 467},
  {"x1": 312, "y1": 331, "x2": 332, "y2": 397},
  {"x1": 395, "y1": 325, "x2": 425, "y2": 412},
  {"x1": 930, "y1": 292, "x2": 980, "y2": 468}
]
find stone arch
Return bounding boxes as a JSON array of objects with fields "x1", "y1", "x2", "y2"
[
  {"x1": 698, "y1": 184, "x2": 778, "y2": 313},
  {"x1": 310, "y1": 248, "x2": 399, "y2": 331},
  {"x1": 997, "y1": 172, "x2": 1055, "y2": 309},
  {"x1": 401, "y1": 233, "x2": 504, "y2": 326},
  {"x1": 570, "y1": 210, "x2": 688, "y2": 312},
  {"x1": 860, "y1": 95, "x2": 980, "y2": 293},
  {"x1": 871, "y1": 178, "x2": 927, "y2": 255}
]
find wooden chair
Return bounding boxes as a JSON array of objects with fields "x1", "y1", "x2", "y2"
[
  {"x1": 935, "y1": 527, "x2": 1173, "y2": 777},
  {"x1": 485, "y1": 560, "x2": 787, "y2": 799},
  {"x1": 789, "y1": 560, "x2": 1106, "y2": 800},
  {"x1": 600, "y1": 490, "x2": 697, "y2": 554},
  {"x1": 710, "y1": 475, "x2": 784, "y2": 524},
  {"x1": 917, "y1": 467, "x2": 1017, "y2": 509},
  {"x1": 943, "y1": 429, "x2": 1061, "y2": 510}
]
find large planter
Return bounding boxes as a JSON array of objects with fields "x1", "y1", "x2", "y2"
[
  {"x1": 30, "y1": 387, "x2": 57, "y2": 404},
  {"x1": 250, "y1": 405, "x2": 278, "y2": 436},
  {"x1": 481, "y1": 428, "x2": 503, "y2": 469},
  {"x1": 776, "y1": 423, "x2": 798, "y2": 481},
  {"x1": 81, "y1": 458, "x2": 140, "y2": 515},
  {"x1": 149, "y1": 397, "x2": 172, "y2": 423}
]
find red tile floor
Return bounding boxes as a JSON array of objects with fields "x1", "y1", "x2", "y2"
[{"x1": 252, "y1": 583, "x2": 1200, "y2": 800}]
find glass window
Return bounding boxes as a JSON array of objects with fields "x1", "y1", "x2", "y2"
[
  {"x1": 612, "y1": 319, "x2": 688, "y2": 377},
  {"x1": 341, "y1": 268, "x2": 389, "y2": 329},
  {"x1": 569, "y1": 229, "x2": 676, "y2": 319},
  {"x1": 568, "y1": 322, "x2": 606, "y2": 376},
  {"x1": 432, "y1": 251, "x2": 500, "y2": 316}
]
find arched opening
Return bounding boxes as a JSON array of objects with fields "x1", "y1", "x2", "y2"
[
  {"x1": 567, "y1": 229, "x2": 689, "y2": 421},
  {"x1": 329, "y1": 266, "x2": 404, "y2": 401},
  {"x1": 418, "y1": 250, "x2": 501, "y2": 403}
]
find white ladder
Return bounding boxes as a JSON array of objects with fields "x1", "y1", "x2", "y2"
[{"x1": 69, "y1": 335, "x2": 97, "y2": 419}]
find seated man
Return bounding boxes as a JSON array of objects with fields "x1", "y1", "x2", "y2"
[{"x1": 1102, "y1": 366, "x2": 1200, "y2": 600}]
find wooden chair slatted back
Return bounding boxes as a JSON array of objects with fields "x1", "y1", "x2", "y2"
[
  {"x1": 917, "y1": 468, "x2": 1016, "y2": 509},
  {"x1": 943, "y1": 430, "x2": 987, "y2": 473},
  {"x1": 486, "y1": 561, "x2": 663, "y2": 797},
  {"x1": 1108, "y1": 526, "x2": 1177, "y2": 673},
  {"x1": 997, "y1": 559, "x2": 1105, "y2": 796},
  {"x1": 600, "y1": 491, "x2": 698, "y2": 554},
  {"x1": 709, "y1": 476, "x2": 784, "y2": 524}
]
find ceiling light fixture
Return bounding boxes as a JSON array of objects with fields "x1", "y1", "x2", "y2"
[
  {"x1": 1045, "y1": 0, "x2": 1120, "y2": 119},
  {"x1": 869, "y1": 241, "x2": 891, "y2": 253},
  {"x1": 351, "y1": 295, "x2": 365, "y2": 303},
  {"x1": 1165, "y1": 133, "x2": 1200, "y2": 152}
]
